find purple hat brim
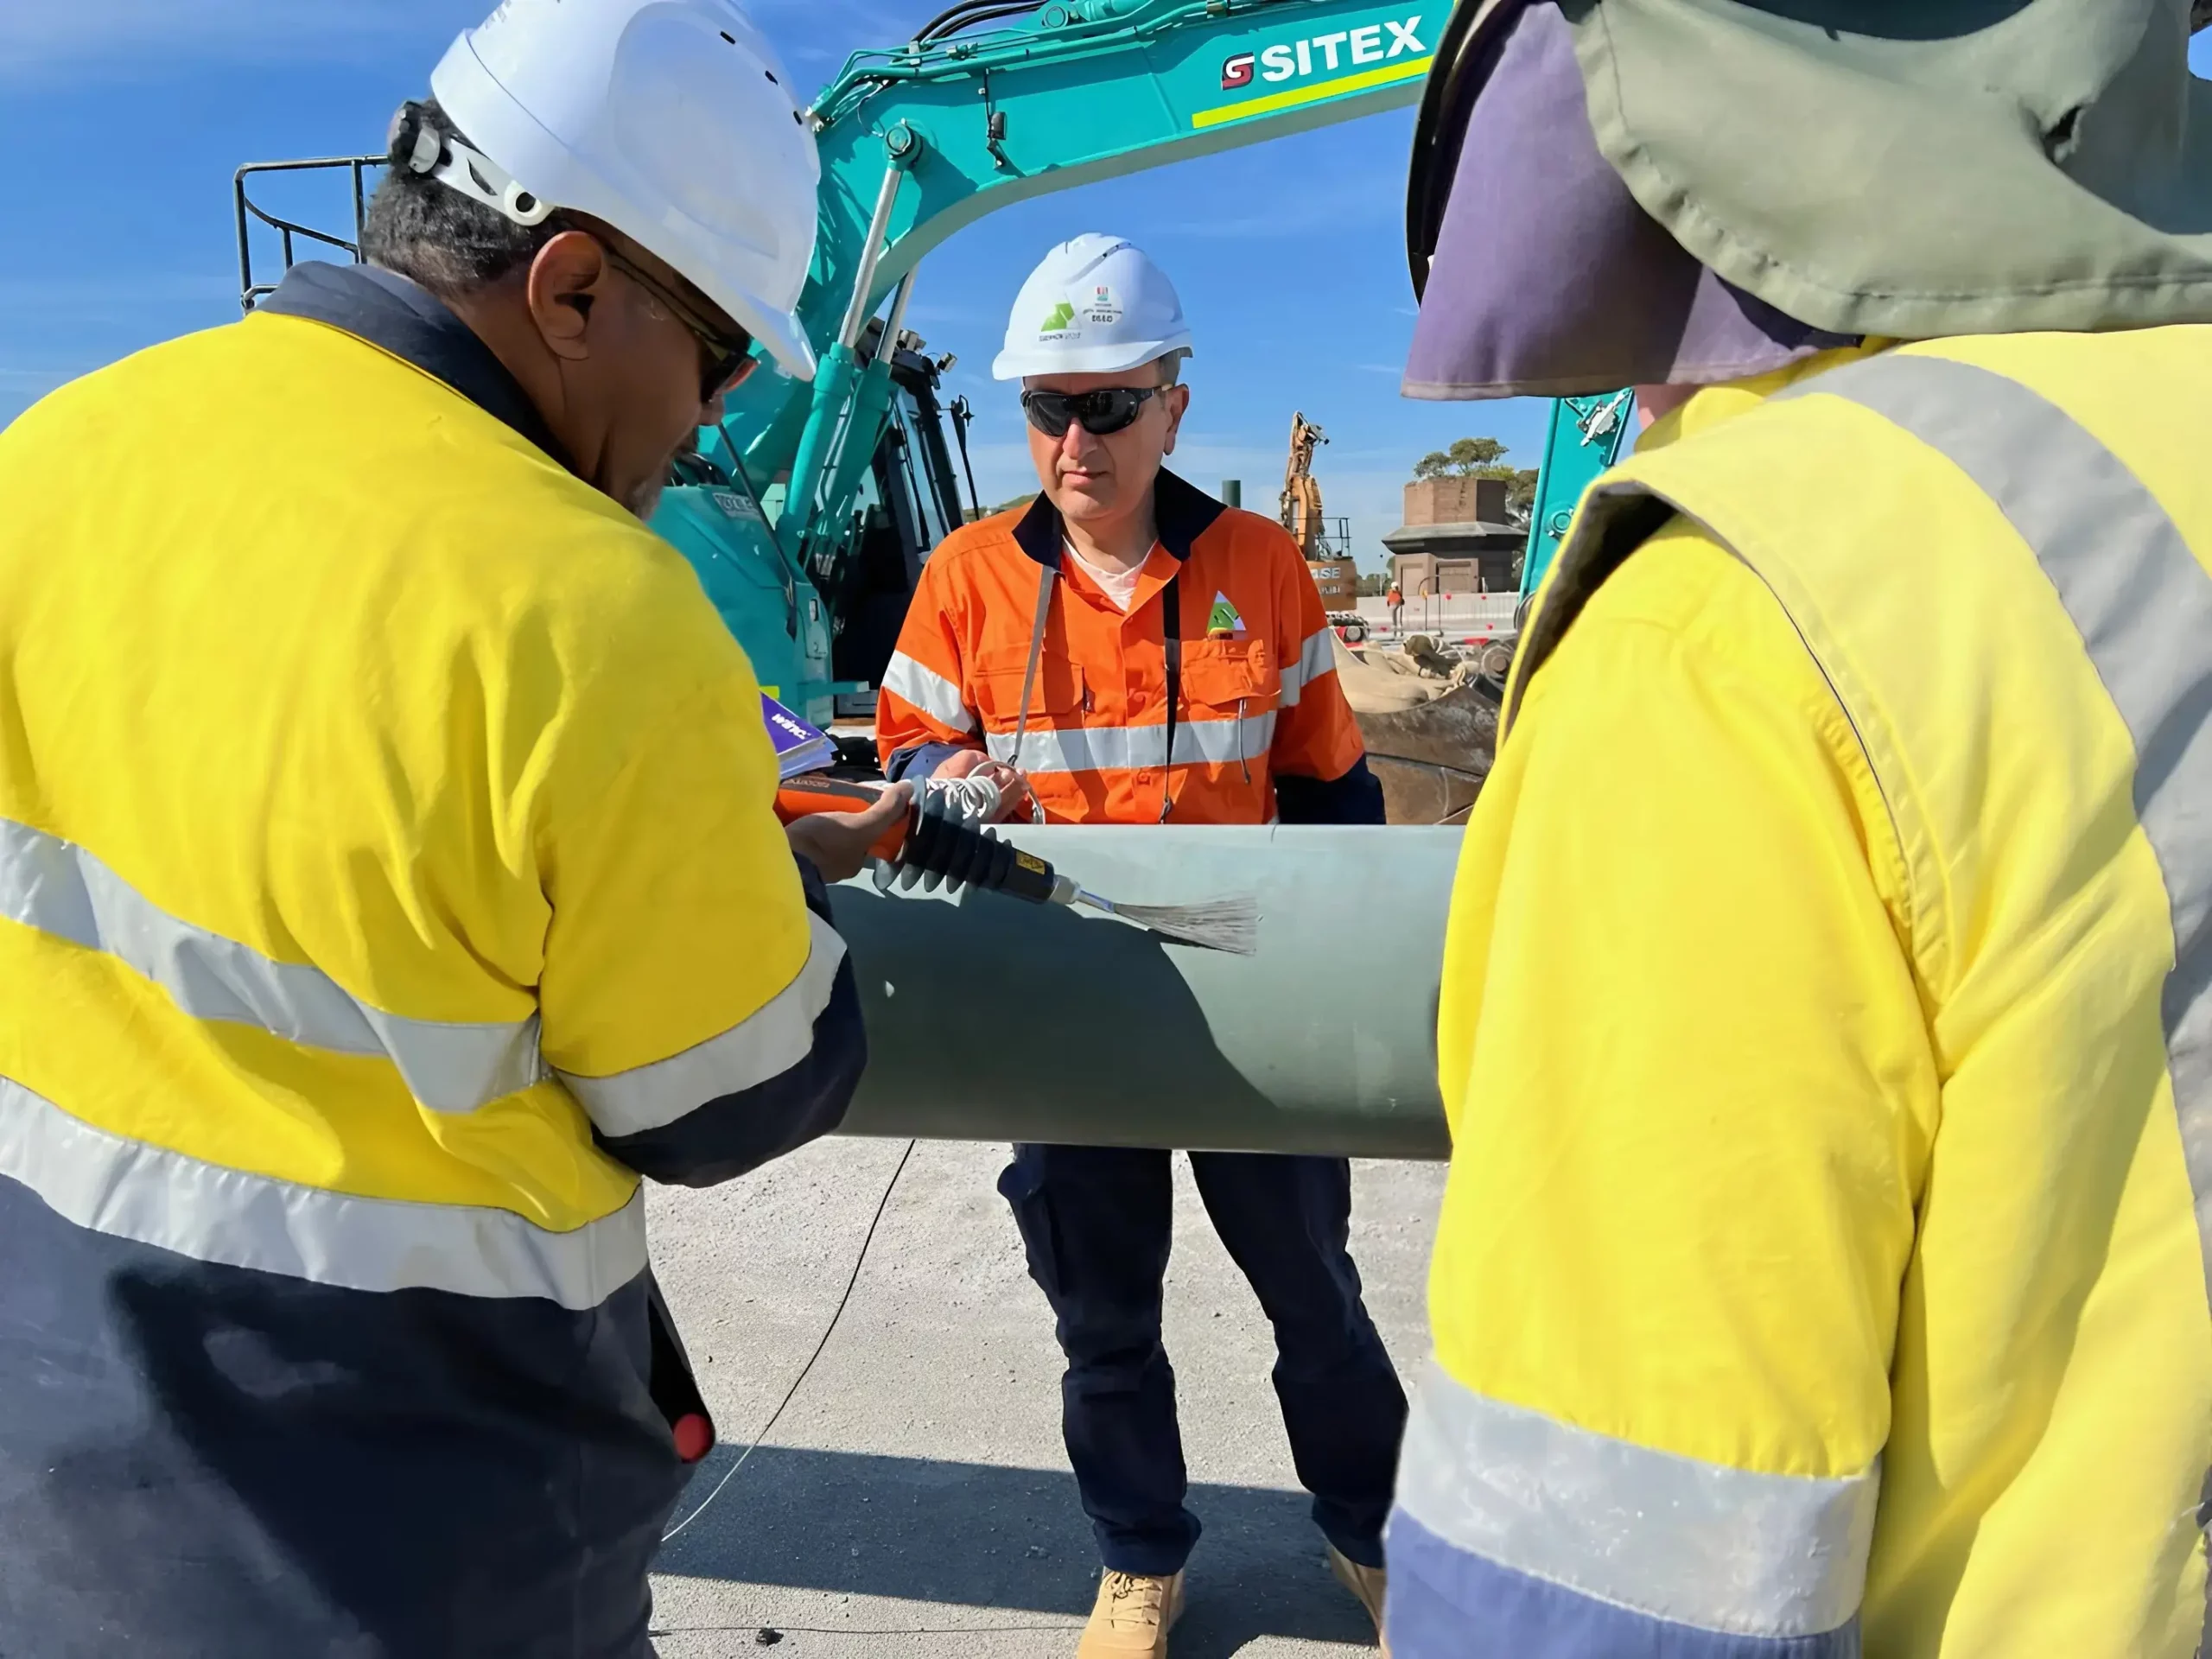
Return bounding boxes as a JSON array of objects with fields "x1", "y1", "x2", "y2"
[{"x1": 1402, "y1": 0, "x2": 1855, "y2": 402}]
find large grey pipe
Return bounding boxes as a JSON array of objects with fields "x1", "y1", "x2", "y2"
[{"x1": 828, "y1": 824, "x2": 1457, "y2": 1159}]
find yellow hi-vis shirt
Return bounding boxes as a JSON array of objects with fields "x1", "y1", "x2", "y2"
[
  {"x1": 0, "y1": 302, "x2": 842, "y2": 1302},
  {"x1": 1389, "y1": 334, "x2": 2212, "y2": 1658}
]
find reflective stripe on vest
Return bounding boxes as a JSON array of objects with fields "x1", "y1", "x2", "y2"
[
  {"x1": 880, "y1": 650, "x2": 976, "y2": 734},
  {"x1": 0, "y1": 816, "x2": 539, "y2": 1113},
  {"x1": 556, "y1": 910, "x2": 848, "y2": 1136},
  {"x1": 985, "y1": 710, "x2": 1279, "y2": 775},
  {"x1": 1395, "y1": 1359, "x2": 1877, "y2": 1639},
  {"x1": 0, "y1": 1073, "x2": 647, "y2": 1307},
  {"x1": 1279, "y1": 627, "x2": 1337, "y2": 706},
  {"x1": 1440, "y1": 346, "x2": 2212, "y2": 1642},
  {"x1": 1770, "y1": 353, "x2": 2212, "y2": 1307},
  {"x1": 0, "y1": 814, "x2": 845, "y2": 1137}
]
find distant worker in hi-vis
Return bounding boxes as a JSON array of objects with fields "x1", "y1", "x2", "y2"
[
  {"x1": 877, "y1": 233, "x2": 1405, "y2": 1657},
  {"x1": 1389, "y1": 2, "x2": 2212, "y2": 1656},
  {"x1": 0, "y1": 1, "x2": 903, "y2": 1653}
]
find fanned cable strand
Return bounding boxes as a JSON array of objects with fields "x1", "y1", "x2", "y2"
[{"x1": 1063, "y1": 887, "x2": 1260, "y2": 956}]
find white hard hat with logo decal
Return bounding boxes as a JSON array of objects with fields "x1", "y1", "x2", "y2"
[
  {"x1": 992, "y1": 234, "x2": 1194, "y2": 379},
  {"x1": 425, "y1": 0, "x2": 823, "y2": 380}
]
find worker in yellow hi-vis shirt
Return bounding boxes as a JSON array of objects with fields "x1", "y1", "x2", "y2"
[
  {"x1": 1386, "y1": 2, "x2": 2212, "y2": 1656},
  {"x1": 0, "y1": 3, "x2": 904, "y2": 1655}
]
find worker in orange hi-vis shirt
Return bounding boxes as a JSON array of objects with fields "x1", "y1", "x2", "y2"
[{"x1": 876, "y1": 233, "x2": 1403, "y2": 1659}]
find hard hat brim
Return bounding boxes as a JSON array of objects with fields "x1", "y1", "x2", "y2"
[
  {"x1": 706, "y1": 289, "x2": 816, "y2": 383},
  {"x1": 991, "y1": 336, "x2": 1192, "y2": 381}
]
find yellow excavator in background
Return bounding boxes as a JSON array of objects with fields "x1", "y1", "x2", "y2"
[
  {"x1": 1274, "y1": 410, "x2": 1493, "y2": 823},
  {"x1": 1280, "y1": 412, "x2": 1328, "y2": 556},
  {"x1": 1279, "y1": 411, "x2": 1359, "y2": 607}
]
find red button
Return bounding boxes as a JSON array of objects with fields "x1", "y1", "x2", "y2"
[{"x1": 672, "y1": 1413, "x2": 715, "y2": 1463}]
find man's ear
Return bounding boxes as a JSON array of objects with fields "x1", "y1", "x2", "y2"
[
  {"x1": 524, "y1": 231, "x2": 611, "y2": 365},
  {"x1": 1160, "y1": 383, "x2": 1190, "y2": 456}
]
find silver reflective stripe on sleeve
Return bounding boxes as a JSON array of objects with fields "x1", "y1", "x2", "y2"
[
  {"x1": 881, "y1": 651, "x2": 976, "y2": 734},
  {"x1": 556, "y1": 909, "x2": 848, "y2": 1138},
  {"x1": 1782, "y1": 353, "x2": 2212, "y2": 1301},
  {"x1": 0, "y1": 1073, "x2": 645, "y2": 1308},
  {"x1": 984, "y1": 711, "x2": 1279, "y2": 774},
  {"x1": 0, "y1": 817, "x2": 539, "y2": 1113},
  {"x1": 1397, "y1": 1360, "x2": 1878, "y2": 1639},
  {"x1": 1279, "y1": 628, "x2": 1338, "y2": 706}
]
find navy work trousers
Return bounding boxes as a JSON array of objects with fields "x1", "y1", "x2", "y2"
[{"x1": 998, "y1": 1143, "x2": 1408, "y2": 1576}]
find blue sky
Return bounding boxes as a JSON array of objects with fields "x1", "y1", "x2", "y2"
[
  {"x1": 0, "y1": 0, "x2": 1541, "y2": 569},
  {"x1": 10, "y1": 11, "x2": 2205, "y2": 569}
]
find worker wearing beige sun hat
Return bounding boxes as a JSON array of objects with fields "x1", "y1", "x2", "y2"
[{"x1": 1392, "y1": 2, "x2": 2212, "y2": 1656}]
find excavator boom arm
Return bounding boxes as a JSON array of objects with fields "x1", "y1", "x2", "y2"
[
  {"x1": 808, "y1": 0, "x2": 1437, "y2": 344},
  {"x1": 716, "y1": 0, "x2": 1439, "y2": 586}
]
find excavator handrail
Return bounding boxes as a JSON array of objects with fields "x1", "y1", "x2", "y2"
[{"x1": 233, "y1": 156, "x2": 384, "y2": 312}]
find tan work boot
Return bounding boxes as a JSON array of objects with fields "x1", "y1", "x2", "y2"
[
  {"x1": 1329, "y1": 1546, "x2": 1390, "y2": 1655},
  {"x1": 1077, "y1": 1568, "x2": 1185, "y2": 1658}
]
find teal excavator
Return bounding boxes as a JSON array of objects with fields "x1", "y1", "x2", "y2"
[
  {"x1": 237, "y1": 0, "x2": 1621, "y2": 727},
  {"x1": 232, "y1": 0, "x2": 1633, "y2": 1155}
]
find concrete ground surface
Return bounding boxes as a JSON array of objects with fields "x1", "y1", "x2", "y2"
[{"x1": 645, "y1": 1137, "x2": 1446, "y2": 1659}]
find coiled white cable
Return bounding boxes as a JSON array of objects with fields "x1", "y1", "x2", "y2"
[{"x1": 925, "y1": 772, "x2": 1007, "y2": 827}]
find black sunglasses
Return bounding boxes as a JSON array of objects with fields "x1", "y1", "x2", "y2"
[
  {"x1": 1020, "y1": 385, "x2": 1162, "y2": 439},
  {"x1": 601, "y1": 245, "x2": 756, "y2": 403}
]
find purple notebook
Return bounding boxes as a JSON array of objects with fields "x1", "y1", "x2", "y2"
[{"x1": 760, "y1": 692, "x2": 838, "y2": 779}]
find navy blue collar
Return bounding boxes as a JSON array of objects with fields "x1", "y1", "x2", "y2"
[
  {"x1": 1009, "y1": 467, "x2": 1228, "y2": 569},
  {"x1": 258, "y1": 262, "x2": 571, "y2": 471}
]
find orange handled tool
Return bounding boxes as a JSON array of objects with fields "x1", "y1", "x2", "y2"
[
  {"x1": 774, "y1": 772, "x2": 918, "y2": 863},
  {"x1": 775, "y1": 772, "x2": 1062, "y2": 902}
]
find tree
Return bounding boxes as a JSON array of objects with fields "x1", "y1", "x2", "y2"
[
  {"x1": 1503, "y1": 467, "x2": 1539, "y2": 523},
  {"x1": 1411, "y1": 435, "x2": 1510, "y2": 480},
  {"x1": 1412, "y1": 436, "x2": 1541, "y2": 525}
]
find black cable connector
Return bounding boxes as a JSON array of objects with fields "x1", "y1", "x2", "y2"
[{"x1": 895, "y1": 791, "x2": 1058, "y2": 904}]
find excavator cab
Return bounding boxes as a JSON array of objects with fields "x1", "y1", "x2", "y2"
[{"x1": 807, "y1": 317, "x2": 971, "y2": 721}]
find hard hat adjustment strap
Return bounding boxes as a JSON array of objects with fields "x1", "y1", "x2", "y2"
[
  {"x1": 416, "y1": 132, "x2": 555, "y2": 230},
  {"x1": 403, "y1": 120, "x2": 442, "y2": 177},
  {"x1": 1009, "y1": 558, "x2": 1057, "y2": 777}
]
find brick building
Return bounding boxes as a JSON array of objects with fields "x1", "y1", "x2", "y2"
[{"x1": 1383, "y1": 476, "x2": 1525, "y2": 596}]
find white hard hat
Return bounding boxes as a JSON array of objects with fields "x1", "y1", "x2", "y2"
[
  {"x1": 991, "y1": 234, "x2": 1193, "y2": 380},
  {"x1": 428, "y1": 0, "x2": 822, "y2": 380}
]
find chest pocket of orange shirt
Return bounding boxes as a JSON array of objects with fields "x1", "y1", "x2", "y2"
[
  {"x1": 970, "y1": 645, "x2": 1088, "y2": 728},
  {"x1": 1179, "y1": 639, "x2": 1280, "y2": 716}
]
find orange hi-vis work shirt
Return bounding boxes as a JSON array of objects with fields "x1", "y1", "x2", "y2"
[{"x1": 877, "y1": 471, "x2": 1367, "y2": 824}]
